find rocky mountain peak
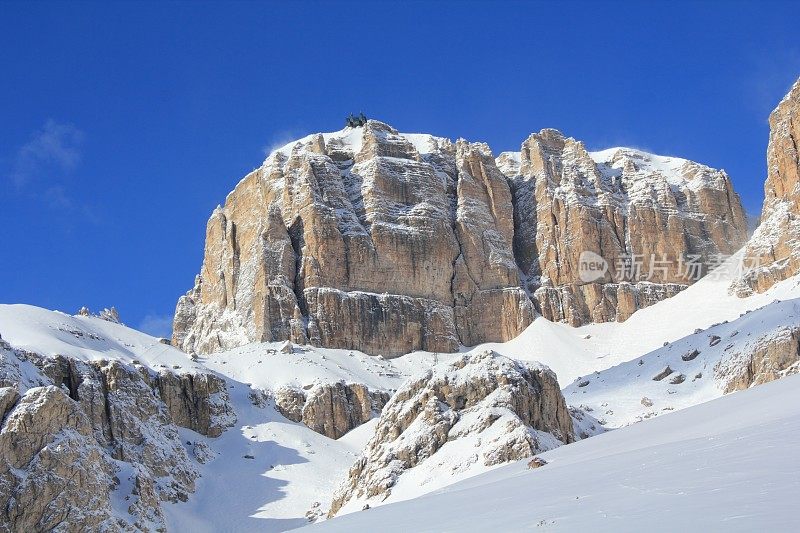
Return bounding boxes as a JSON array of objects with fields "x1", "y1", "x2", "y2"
[{"x1": 173, "y1": 120, "x2": 748, "y2": 356}]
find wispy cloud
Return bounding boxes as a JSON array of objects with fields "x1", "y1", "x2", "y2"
[
  {"x1": 10, "y1": 119, "x2": 84, "y2": 188},
  {"x1": 138, "y1": 313, "x2": 173, "y2": 339},
  {"x1": 262, "y1": 129, "x2": 303, "y2": 157},
  {"x1": 741, "y1": 47, "x2": 800, "y2": 121},
  {"x1": 5, "y1": 120, "x2": 100, "y2": 224}
]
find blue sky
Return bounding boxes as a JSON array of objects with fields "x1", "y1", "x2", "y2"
[{"x1": 1, "y1": 0, "x2": 799, "y2": 337}]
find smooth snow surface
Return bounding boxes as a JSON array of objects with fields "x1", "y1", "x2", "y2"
[
  {"x1": 304, "y1": 374, "x2": 800, "y2": 532},
  {"x1": 0, "y1": 304, "x2": 199, "y2": 372},
  {"x1": 162, "y1": 386, "x2": 370, "y2": 532}
]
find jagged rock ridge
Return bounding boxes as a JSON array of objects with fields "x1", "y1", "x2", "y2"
[{"x1": 173, "y1": 121, "x2": 747, "y2": 355}]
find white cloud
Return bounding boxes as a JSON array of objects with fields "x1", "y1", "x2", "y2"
[
  {"x1": 138, "y1": 313, "x2": 173, "y2": 339},
  {"x1": 10, "y1": 119, "x2": 84, "y2": 188}
]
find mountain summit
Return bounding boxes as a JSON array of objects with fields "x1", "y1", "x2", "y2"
[{"x1": 172, "y1": 120, "x2": 747, "y2": 356}]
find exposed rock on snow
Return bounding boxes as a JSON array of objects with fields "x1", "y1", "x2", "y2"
[
  {"x1": 669, "y1": 373, "x2": 686, "y2": 384},
  {"x1": 652, "y1": 366, "x2": 673, "y2": 381},
  {"x1": 0, "y1": 333, "x2": 236, "y2": 531},
  {"x1": 173, "y1": 120, "x2": 744, "y2": 356},
  {"x1": 279, "y1": 340, "x2": 294, "y2": 354},
  {"x1": 526, "y1": 456, "x2": 548, "y2": 469},
  {"x1": 274, "y1": 382, "x2": 390, "y2": 439},
  {"x1": 273, "y1": 385, "x2": 306, "y2": 422},
  {"x1": 154, "y1": 370, "x2": 236, "y2": 438},
  {"x1": 734, "y1": 77, "x2": 800, "y2": 294},
  {"x1": 77, "y1": 306, "x2": 122, "y2": 324},
  {"x1": 328, "y1": 350, "x2": 574, "y2": 516},
  {"x1": 565, "y1": 298, "x2": 800, "y2": 427},
  {"x1": 718, "y1": 326, "x2": 800, "y2": 392},
  {"x1": 682, "y1": 348, "x2": 700, "y2": 361},
  {"x1": 100, "y1": 307, "x2": 122, "y2": 324},
  {"x1": 0, "y1": 384, "x2": 122, "y2": 532}
]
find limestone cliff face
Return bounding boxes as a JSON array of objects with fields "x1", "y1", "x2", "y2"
[
  {"x1": 174, "y1": 121, "x2": 747, "y2": 355},
  {"x1": 734, "y1": 78, "x2": 800, "y2": 294},
  {"x1": 508, "y1": 130, "x2": 747, "y2": 325},
  {"x1": 0, "y1": 385, "x2": 121, "y2": 532},
  {"x1": 717, "y1": 326, "x2": 800, "y2": 393}
]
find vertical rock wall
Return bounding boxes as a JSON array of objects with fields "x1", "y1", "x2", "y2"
[{"x1": 174, "y1": 120, "x2": 747, "y2": 355}]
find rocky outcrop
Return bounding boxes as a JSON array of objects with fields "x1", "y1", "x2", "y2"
[
  {"x1": 0, "y1": 386, "x2": 121, "y2": 532},
  {"x1": 155, "y1": 370, "x2": 236, "y2": 437},
  {"x1": 328, "y1": 350, "x2": 574, "y2": 515},
  {"x1": 274, "y1": 382, "x2": 390, "y2": 439},
  {"x1": 77, "y1": 306, "x2": 122, "y2": 324},
  {"x1": 174, "y1": 121, "x2": 747, "y2": 355},
  {"x1": 562, "y1": 299, "x2": 800, "y2": 428},
  {"x1": 717, "y1": 327, "x2": 800, "y2": 393},
  {"x1": 508, "y1": 130, "x2": 747, "y2": 325},
  {"x1": 534, "y1": 282, "x2": 687, "y2": 325},
  {"x1": 734, "y1": 78, "x2": 800, "y2": 294},
  {"x1": 0, "y1": 339, "x2": 236, "y2": 531}
]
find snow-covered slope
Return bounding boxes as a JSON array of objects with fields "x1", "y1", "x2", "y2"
[
  {"x1": 4, "y1": 249, "x2": 800, "y2": 531},
  {"x1": 0, "y1": 304, "x2": 384, "y2": 531},
  {"x1": 304, "y1": 373, "x2": 800, "y2": 532},
  {"x1": 0, "y1": 304, "x2": 198, "y2": 373},
  {"x1": 162, "y1": 381, "x2": 375, "y2": 532},
  {"x1": 199, "y1": 341, "x2": 442, "y2": 394},
  {"x1": 563, "y1": 297, "x2": 800, "y2": 427},
  {"x1": 469, "y1": 253, "x2": 800, "y2": 386},
  {"x1": 589, "y1": 146, "x2": 724, "y2": 192}
]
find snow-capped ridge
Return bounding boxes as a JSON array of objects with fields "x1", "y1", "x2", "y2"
[{"x1": 263, "y1": 120, "x2": 450, "y2": 163}]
